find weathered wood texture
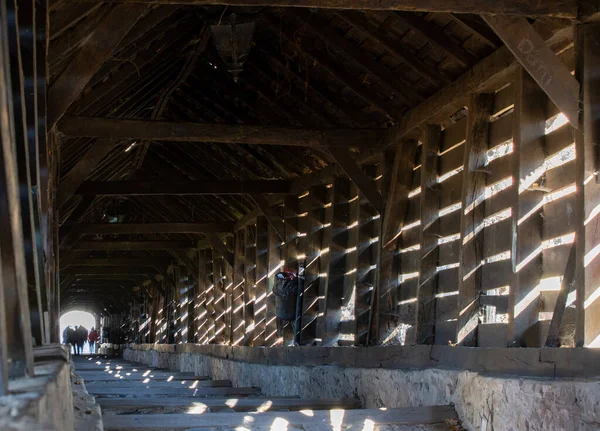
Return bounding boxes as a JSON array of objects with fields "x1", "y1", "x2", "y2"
[
  {"x1": 58, "y1": 116, "x2": 392, "y2": 148},
  {"x1": 415, "y1": 126, "x2": 441, "y2": 345},
  {"x1": 47, "y1": 4, "x2": 146, "y2": 127},
  {"x1": 65, "y1": 0, "x2": 577, "y2": 17},
  {"x1": 483, "y1": 15, "x2": 579, "y2": 127},
  {"x1": 510, "y1": 69, "x2": 546, "y2": 346},
  {"x1": 75, "y1": 180, "x2": 292, "y2": 195},
  {"x1": 576, "y1": 22, "x2": 600, "y2": 347},
  {"x1": 456, "y1": 94, "x2": 493, "y2": 346}
]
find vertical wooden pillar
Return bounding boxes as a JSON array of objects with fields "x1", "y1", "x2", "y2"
[
  {"x1": 266, "y1": 219, "x2": 283, "y2": 346},
  {"x1": 224, "y1": 238, "x2": 234, "y2": 345},
  {"x1": 254, "y1": 216, "x2": 268, "y2": 346},
  {"x1": 323, "y1": 177, "x2": 359, "y2": 346},
  {"x1": 508, "y1": 68, "x2": 546, "y2": 346},
  {"x1": 244, "y1": 225, "x2": 256, "y2": 345},
  {"x1": 416, "y1": 125, "x2": 442, "y2": 344},
  {"x1": 315, "y1": 184, "x2": 334, "y2": 343},
  {"x1": 197, "y1": 250, "x2": 209, "y2": 345},
  {"x1": 356, "y1": 164, "x2": 381, "y2": 346},
  {"x1": 456, "y1": 94, "x2": 494, "y2": 346},
  {"x1": 576, "y1": 22, "x2": 600, "y2": 347},
  {"x1": 205, "y1": 250, "x2": 216, "y2": 343},
  {"x1": 232, "y1": 230, "x2": 246, "y2": 345},
  {"x1": 283, "y1": 196, "x2": 299, "y2": 344},
  {"x1": 297, "y1": 189, "x2": 318, "y2": 345},
  {"x1": 212, "y1": 252, "x2": 225, "y2": 344}
]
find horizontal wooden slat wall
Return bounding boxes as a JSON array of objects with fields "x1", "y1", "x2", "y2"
[{"x1": 135, "y1": 45, "x2": 591, "y2": 350}]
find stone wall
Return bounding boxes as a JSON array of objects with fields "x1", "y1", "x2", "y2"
[{"x1": 125, "y1": 345, "x2": 600, "y2": 431}]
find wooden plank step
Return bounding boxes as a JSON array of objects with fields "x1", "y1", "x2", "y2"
[
  {"x1": 86, "y1": 379, "x2": 232, "y2": 388},
  {"x1": 89, "y1": 386, "x2": 261, "y2": 397},
  {"x1": 98, "y1": 397, "x2": 361, "y2": 412},
  {"x1": 102, "y1": 406, "x2": 458, "y2": 430},
  {"x1": 78, "y1": 372, "x2": 202, "y2": 381}
]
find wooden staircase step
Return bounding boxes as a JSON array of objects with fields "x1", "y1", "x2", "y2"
[
  {"x1": 98, "y1": 396, "x2": 361, "y2": 412},
  {"x1": 102, "y1": 405, "x2": 458, "y2": 430},
  {"x1": 89, "y1": 386, "x2": 261, "y2": 397},
  {"x1": 78, "y1": 371, "x2": 202, "y2": 381},
  {"x1": 87, "y1": 379, "x2": 232, "y2": 388}
]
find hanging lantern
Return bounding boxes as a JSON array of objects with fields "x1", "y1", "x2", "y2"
[{"x1": 210, "y1": 13, "x2": 255, "y2": 82}]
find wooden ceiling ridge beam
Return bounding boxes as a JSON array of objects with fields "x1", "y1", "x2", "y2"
[
  {"x1": 74, "y1": 180, "x2": 293, "y2": 195},
  {"x1": 71, "y1": 222, "x2": 234, "y2": 235},
  {"x1": 61, "y1": 257, "x2": 170, "y2": 268},
  {"x1": 73, "y1": 240, "x2": 196, "y2": 250},
  {"x1": 47, "y1": 3, "x2": 148, "y2": 128},
  {"x1": 61, "y1": 0, "x2": 578, "y2": 18},
  {"x1": 57, "y1": 116, "x2": 394, "y2": 148}
]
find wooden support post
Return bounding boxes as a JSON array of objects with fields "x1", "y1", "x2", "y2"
[
  {"x1": 266, "y1": 220, "x2": 283, "y2": 346},
  {"x1": 575, "y1": 22, "x2": 600, "y2": 347},
  {"x1": 212, "y1": 251, "x2": 226, "y2": 344},
  {"x1": 509, "y1": 68, "x2": 546, "y2": 346},
  {"x1": 196, "y1": 250, "x2": 210, "y2": 345},
  {"x1": 315, "y1": 185, "x2": 334, "y2": 343},
  {"x1": 254, "y1": 216, "x2": 268, "y2": 346},
  {"x1": 205, "y1": 251, "x2": 215, "y2": 344},
  {"x1": 282, "y1": 196, "x2": 299, "y2": 345},
  {"x1": 456, "y1": 94, "x2": 494, "y2": 346},
  {"x1": 358, "y1": 165, "x2": 382, "y2": 346},
  {"x1": 224, "y1": 238, "x2": 234, "y2": 345},
  {"x1": 483, "y1": 15, "x2": 579, "y2": 127},
  {"x1": 173, "y1": 271, "x2": 182, "y2": 344},
  {"x1": 232, "y1": 230, "x2": 245, "y2": 346},
  {"x1": 299, "y1": 186, "x2": 329, "y2": 345},
  {"x1": 415, "y1": 126, "x2": 442, "y2": 345},
  {"x1": 323, "y1": 178, "x2": 359, "y2": 346},
  {"x1": 243, "y1": 225, "x2": 256, "y2": 346}
]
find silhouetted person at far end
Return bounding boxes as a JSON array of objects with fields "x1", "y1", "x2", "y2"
[
  {"x1": 66, "y1": 326, "x2": 77, "y2": 355},
  {"x1": 76, "y1": 325, "x2": 88, "y2": 355}
]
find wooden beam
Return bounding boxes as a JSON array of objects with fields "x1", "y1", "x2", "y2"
[
  {"x1": 382, "y1": 19, "x2": 572, "y2": 155},
  {"x1": 250, "y1": 194, "x2": 285, "y2": 243},
  {"x1": 208, "y1": 234, "x2": 234, "y2": 267},
  {"x1": 483, "y1": 15, "x2": 579, "y2": 127},
  {"x1": 57, "y1": 139, "x2": 116, "y2": 208},
  {"x1": 74, "y1": 240, "x2": 196, "y2": 250},
  {"x1": 75, "y1": 180, "x2": 292, "y2": 196},
  {"x1": 61, "y1": 257, "x2": 169, "y2": 268},
  {"x1": 382, "y1": 139, "x2": 418, "y2": 250},
  {"x1": 57, "y1": 116, "x2": 392, "y2": 148},
  {"x1": 329, "y1": 148, "x2": 383, "y2": 212},
  {"x1": 415, "y1": 125, "x2": 441, "y2": 345},
  {"x1": 456, "y1": 93, "x2": 494, "y2": 346},
  {"x1": 73, "y1": 222, "x2": 234, "y2": 235},
  {"x1": 62, "y1": 267, "x2": 161, "y2": 275},
  {"x1": 66, "y1": 0, "x2": 578, "y2": 18},
  {"x1": 575, "y1": 21, "x2": 600, "y2": 347},
  {"x1": 509, "y1": 68, "x2": 546, "y2": 346},
  {"x1": 47, "y1": 4, "x2": 146, "y2": 128}
]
